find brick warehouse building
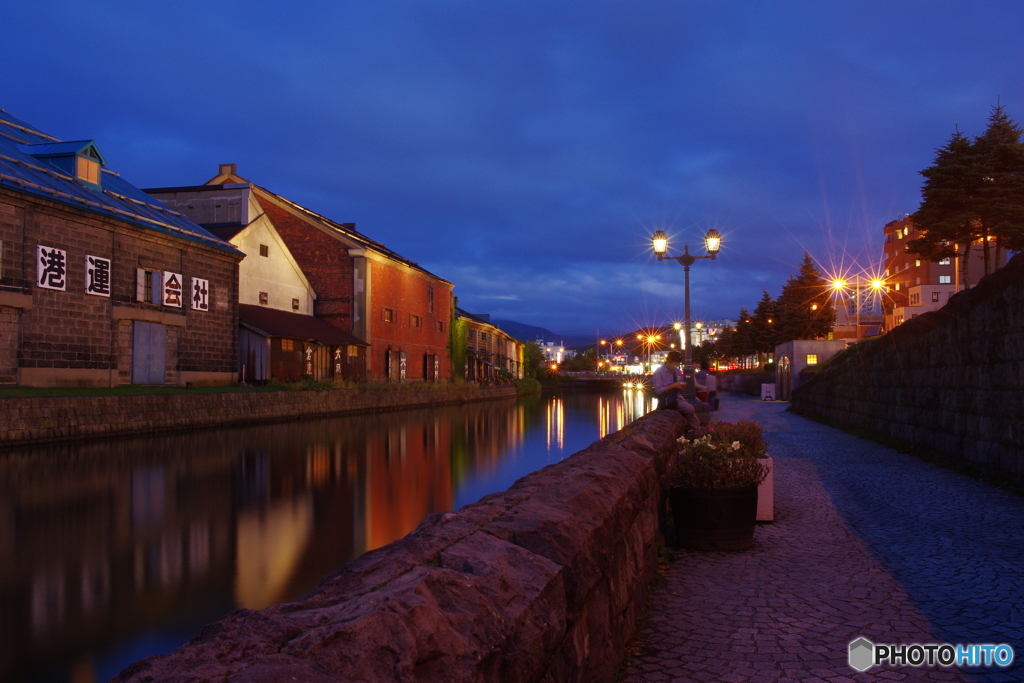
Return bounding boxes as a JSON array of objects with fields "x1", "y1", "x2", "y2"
[
  {"x1": 0, "y1": 109, "x2": 242, "y2": 387},
  {"x1": 147, "y1": 165, "x2": 453, "y2": 382}
]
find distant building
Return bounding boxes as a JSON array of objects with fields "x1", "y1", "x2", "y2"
[
  {"x1": 774, "y1": 339, "x2": 847, "y2": 401},
  {"x1": 0, "y1": 109, "x2": 242, "y2": 387},
  {"x1": 881, "y1": 217, "x2": 1006, "y2": 332},
  {"x1": 457, "y1": 310, "x2": 523, "y2": 380},
  {"x1": 147, "y1": 165, "x2": 451, "y2": 382},
  {"x1": 537, "y1": 340, "x2": 576, "y2": 364}
]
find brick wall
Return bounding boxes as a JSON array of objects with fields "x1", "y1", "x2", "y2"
[
  {"x1": 257, "y1": 198, "x2": 356, "y2": 327},
  {"x1": 0, "y1": 384, "x2": 518, "y2": 448},
  {"x1": 254, "y1": 191, "x2": 454, "y2": 383},
  {"x1": 791, "y1": 252, "x2": 1024, "y2": 477},
  {"x1": 370, "y1": 256, "x2": 453, "y2": 381}
]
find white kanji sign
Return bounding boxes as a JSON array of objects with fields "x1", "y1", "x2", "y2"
[
  {"x1": 162, "y1": 271, "x2": 183, "y2": 307},
  {"x1": 37, "y1": 245, "x2": 67, "y2": 290},
  {"x1": 190, "y1": 277, "x2": 209, "y2": 311},
  {"x1": 85, "y1": 255, "x2": 111, "y2": 297}
]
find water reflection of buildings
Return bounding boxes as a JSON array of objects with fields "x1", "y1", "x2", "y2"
[{"x1": 0, "y1": 400, "x2": 522, "y2": 682}]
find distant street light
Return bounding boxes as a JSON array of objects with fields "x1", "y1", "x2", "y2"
[{"x1": 651, "y1": 228, "x2": 722, "y2": 396}]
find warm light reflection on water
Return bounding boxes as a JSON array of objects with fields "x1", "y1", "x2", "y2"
[
  {"x1": 546, "y1": 396, "x2": 564, "y2": 452},
  {"x1": 0, "y1": 390, "x2": 653, "y2": 682}
]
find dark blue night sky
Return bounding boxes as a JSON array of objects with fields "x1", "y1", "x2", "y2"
[{"x1": 4, "y1": 1, "x2": 1023, "y2": 334}]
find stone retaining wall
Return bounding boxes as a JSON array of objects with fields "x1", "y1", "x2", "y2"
[
  {"x1": 0, "y1": 384, "x2": 518, "y2": 448},
  {"x1": 792, "y1": 252, "x2": 1024, "y2": 477},
  {"x1": 113, "y1": 409, "x2": 686, "y2": 683}
]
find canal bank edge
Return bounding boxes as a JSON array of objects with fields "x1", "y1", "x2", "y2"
[
  {"x1": 112, "y1": 408, "x2": 686, "y2": 683},
  {"x1": 0, "y1": 384, "x2": 519, "y2": 448}
]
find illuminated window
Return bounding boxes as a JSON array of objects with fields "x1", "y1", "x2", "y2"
[
  {"x1": 939, "y1": 275, "x2": 951, "y2": 284},
  {"x1": 259, "y1": 244, "x2": 269, "y2": 257},
  {"x1": 806, "y1": 354, "x2": 818, "y2": 365},
  {"x1": 915, "y1": 259, "x2": 921, "y2": 267},
  {"x1": 939, "y1": 257, "x2": 951, "y2": 265},
  {"x1": 903, "y1": 226, "x2": 909, "y2": 236},
  {"x1": 77, "y1": 156, "x2": 100, "y2": 185},
  {"x1": 258, "y1": 291, "x2": 268, "y2": 305},
  {"x1": 281, "y1": 339, "x2": 294, "y2": 351},
  {"x1": 383, "y1": 307, "x2": 395, "y2": 323},
  {"x1": 931, "y1": 292, "x2": 940, "y2": 302},
  {"x1": 348, "y1": 346, "x2": 359, "y2": 357},
  {"x1": 894, "y1": 283, "x2": 900, "y2": 291}
]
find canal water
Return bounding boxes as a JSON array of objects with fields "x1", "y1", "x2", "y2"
[{"x1": 0, "y1": 388, "x2": 656, "y2": 683}]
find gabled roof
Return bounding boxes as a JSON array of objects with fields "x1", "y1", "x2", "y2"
[
  {"x1": 251, "y1": 184, "x2": 453, "y2": 286},
  {"x1": 0, "y1": 108, "x2": 241, "y2": 256},
  {"x1": 239, "y1": 304, "x2": 367, "y2": 346},
  {"x1": 203, "y1": 165, "x2": 452, "y2": 286}
]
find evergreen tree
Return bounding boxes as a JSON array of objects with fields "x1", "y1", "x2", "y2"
[
  {"x1": 907, "y1": 129, "x2": 982, "y2": 286},
  {"x1": 734, "y1": 308, "x2": 756, "y2": 367},
  {"x1": 713, "y1": 326, "x2": 735, "y2": 365},
  {"x1": 974, "y1": 104, "x2": 1024, "y2": 269},
  {"x1": 775, "y1": 253, "x2": 835, "y2": 342},
  {"x1": 750, "y1": 289, "x2": 779, "y2": 358}
]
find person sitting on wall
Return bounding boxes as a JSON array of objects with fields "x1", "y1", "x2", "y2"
[
  {"x1": 696, "y1": 360, "x2": 719, "y2": 411},
  {"x1": 653, "y1": 351, "x2": 701, "y2": 430}
]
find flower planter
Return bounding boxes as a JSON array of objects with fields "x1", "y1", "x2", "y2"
[
  {"x1": 669, "y1": 484, "x2": 758, "y2": 551},
  {"x1": 757, "y1": 456, "x2": 773, "y2": 522}
]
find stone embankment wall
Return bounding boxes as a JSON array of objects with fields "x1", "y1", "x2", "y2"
[
  {"x1": 0, "y1": 384, "x2": 518, "y2": 448},
  {"x1": 792, "y1": 252, "x2": 1024, "y2": 477},
  {"x1": 114, "y1": 409, "x2": 685, "y2": 683}
]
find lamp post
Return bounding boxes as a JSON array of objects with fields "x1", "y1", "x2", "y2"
[{"x1": 652, "y1": 229, "x2": 721, "y2": 396}]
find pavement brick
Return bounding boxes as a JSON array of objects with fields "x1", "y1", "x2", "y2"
[{"x1": 618, "y1": 396, "x2": 1023, "y2": 683}]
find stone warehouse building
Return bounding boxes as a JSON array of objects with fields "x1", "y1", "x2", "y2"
[
  {"x1": 456, "y1": 309, "x2": 523, "y2": 381},
  {"x1": 0, "y1": 109, "x2": 242, "y2": 387},
  {"x1": 148, "y1": 165, "x2": 453, "y2": 382}
]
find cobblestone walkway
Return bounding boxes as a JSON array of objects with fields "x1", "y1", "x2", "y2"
[{"x1": 620, "y1": 396, "x2": 1024, "y2": 683}]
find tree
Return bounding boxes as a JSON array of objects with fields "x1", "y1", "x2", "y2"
[
  {"x1": 909, "y1": 105, "x2": 1024, "y2": 285},
  {"x1": 974, "y1": 104, "x2": 1024, "y2": 268},
  {"x1": 712, "y1": 326, "x2": 736, "y2": 365},
  {"x1": 775, "y1": 253, "x2": 835, "y2": 342},
  {"x1": 562, "y1": 348, "x2": 598, "y2": 372},
  {"x1": 521, "y1": 341, "x2": 545, "y2": 379},
  {"x1": 907, "y1": 129, "x2": 981, "y2": 286},
  {"x1": 750, "y1": 289, "x2": 779, "y2": 360},
  {"x1": 733, "y1": 308, "x2": 756, "y2": 368}
]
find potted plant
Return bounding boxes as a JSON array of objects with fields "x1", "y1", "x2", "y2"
[
  {"x1": 707, "y1": 420, "x2": 773, "y2": 521},
  {"x1": 666, "y1": 421, "x2": 770, "y2": 550}
]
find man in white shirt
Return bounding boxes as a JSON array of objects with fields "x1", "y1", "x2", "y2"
[{"x1": 652, "y1": 351, "x2": 701, "y2": 430}]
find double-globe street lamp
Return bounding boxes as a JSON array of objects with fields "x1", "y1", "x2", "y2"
[
  {"x1": 830, "y1": 275, "x2": 885, "y2": 342},
  {"x1": 652, "y1": 228, "x2": 722, "y2": 397}
]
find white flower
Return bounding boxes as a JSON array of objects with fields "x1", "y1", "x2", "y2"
[{"x1": 731, "y1": 441, "x2": 741, "y2": 451}]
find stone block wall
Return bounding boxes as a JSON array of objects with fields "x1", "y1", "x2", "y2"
[
  {"x1": 112, "y1": 409, "x2": 686, "y2": 683},
  {"x1": 0, "y1": 188, "x2": 240, "y2": 386},
  {"x1": 0, "y1": 384, "x2": 520, "y2": 448},
  {"x1": 792, "y1": 252, "x2": 1024, "y2": 477}
]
